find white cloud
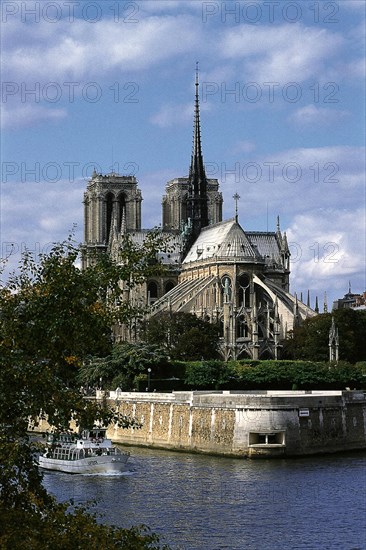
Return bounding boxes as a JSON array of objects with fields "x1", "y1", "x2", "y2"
[
  {"x1": 287, "y1": 208, "x2": 366, "y2": 300},
  {"x1": 150, "y1": 98, "x2": 212, "y2": 128},
  {"x1": 150, "y1": 102, "x2": 193, "y2": 128},
  {"x1": 342, "y1": 0, "x2": 366, "y2": 11},
  {"x1": 340, "y1": 58, "x2": 366, "y2": 79},
  {"x1": 3, "y1": 15, "x2": 201, "y2": 82},
  {"x1": 139, "y1": 1, "x2": 203, "y2": 13},
  {"x1": 232, "y1": 140, "x2": 256, "y2": 154},
  {"x1": 2, "y1": 11, "x2": 363, "y2": 135},
  {"x1": 220, "y1": 146, "x2": 365, "y2": 220},
  {"x1": 3, "y1": 14, "x2": 353, "y2": 88},
  {"x1": 220, "y1": 23, "x2": 345, "y2": 83},
  {"x1": 1, "y1": 180, "x2": 85, "y2": 269},
  {"x1": 1, "y1": 104, "x2": 67, "y2": 129},
  {"x1": 289, "y1": 104, "x2": 350, "y2": 127}
]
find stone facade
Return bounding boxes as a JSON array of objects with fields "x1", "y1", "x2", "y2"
[{"x1": 101, "y1": 390, "x2": 366, "y2": 458}]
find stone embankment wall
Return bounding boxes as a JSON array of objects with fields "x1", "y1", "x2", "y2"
[{"x1": 98, "y1": 390, "x2": 366, "y2": 458}]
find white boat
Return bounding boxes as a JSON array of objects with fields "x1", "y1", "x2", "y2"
[{"x1": 38, "y1": 428, "x2": 130, "y2": 474}]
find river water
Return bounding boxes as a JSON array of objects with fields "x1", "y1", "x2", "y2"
[{"x1": 42, "y1": 446, "x2": 366, "y2": 550}]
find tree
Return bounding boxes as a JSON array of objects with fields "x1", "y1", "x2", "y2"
[
  {"x1": 184, "y1": 360, "x2": 226, "y2": 389},
  {"x1": 141, "y1": 311, "x2": 220, "y2": 361},
  {"x1": 0, "y1": 235, "x2": 170, "y2": 548},
  {"x1": 78, "y1": 342, "x2": 169, "y2": 391},
  {"x1": 283, "y1": 309, "x2": 366, "y2": 363}
]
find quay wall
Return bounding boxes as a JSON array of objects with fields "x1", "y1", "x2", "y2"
[{"x1": 96, "y1": 390, "x2": 366, "y2": 458}]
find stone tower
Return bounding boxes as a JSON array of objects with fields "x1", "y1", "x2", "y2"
[{"x1": 82, "y1": 171, "x2": 142, "y2": 267}]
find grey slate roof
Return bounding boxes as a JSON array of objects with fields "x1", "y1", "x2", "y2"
[
  {"x1": 126, "y1": 220, "x2": 283, "y2": 268},
  {"x1": 247, "y1": 232, "x2": 282, "y2": 264},
  {"x1": 129, "y1": 230, "x2": 183, "y2": 266},
  {"x1": 183, "y1": 218, "x2": 264, "y2": 264}
]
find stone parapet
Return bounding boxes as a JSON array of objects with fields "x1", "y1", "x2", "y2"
[{"x1": 98, "y1": 390, "x2": 366, "y2": 458}]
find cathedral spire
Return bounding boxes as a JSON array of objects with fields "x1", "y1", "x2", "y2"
[
  {"x1": 187, "y1": 62, "x2": 209, "y2": 242},
  {"x1": 190, "y1": 62, "x2": 205, "y2": 180}
]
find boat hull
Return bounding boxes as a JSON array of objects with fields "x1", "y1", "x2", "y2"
[{"x1": 39, "y1": 453, "x2": 129, "y2": 474}]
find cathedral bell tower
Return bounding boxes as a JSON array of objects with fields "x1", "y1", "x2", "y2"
[{"x1": 82, "y1": 170, "x2": 142, "y2": 268}]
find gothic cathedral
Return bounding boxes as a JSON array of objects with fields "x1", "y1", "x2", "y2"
[{"x1": 83, "y1": 69, "x2": 315, "y2": 360}]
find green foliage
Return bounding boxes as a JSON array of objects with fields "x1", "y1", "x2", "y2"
[
  {"x1": 184, "y1": 360, "x2": 226, "y2": 389},
  {"x1": 180, "y1": 359, "x2": 365, "y2": 390},
  {"x1": 141, "y1": 312, "x2": 220, "y2": 361},
  {"x1": 1, "y1": 504, "x2": 170, "y2": 549},
  {"x1": 0, "y1": 235, "x2": 170, "y2": 548},
  {"x1": 355, "y1": 361, "x2": 366, "y2": 373},
  {"x1": 233, "y1": 360, "x2": 364, "y2": 389},
  {"x1": 78, "y1": 342, "x2": 169, "y2": 390},
  {"x1": 283, "y1": 309, "x2": 366, "y2": 363},
  {"x1": 1, "y1": 243, "x2": 109, "y2": 382}
]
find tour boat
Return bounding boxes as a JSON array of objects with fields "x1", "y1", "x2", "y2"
[{"x1": 38, "y1": 428, "x2": 130, "y2": 474}]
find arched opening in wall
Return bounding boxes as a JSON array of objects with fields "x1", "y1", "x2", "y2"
[
  {"x1": 238, "y1": 273, "x2": 250, "y2": 307},
  {"x1": 147, "y1": 281, "x2": 159, "y2": 305},
  {"x1": 117, "y1": 193, "x2": 126, "y2": 231},
  {"x1": 165, "y1": 281, "x2": 175, "y2": 294},
  {"x1": 257, "y1": 323, "x2": 264, "y2": 338},
  {"x1": 105, "y1": 192, "x2": 114, "y2": 243},
  {"x1": 237, "y1": 315, "x2": 248, "y2": 338},
  {"x1": 204, "y1": 315, "x2": 210, "y2": 323}
]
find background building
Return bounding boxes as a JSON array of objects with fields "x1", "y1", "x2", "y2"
[{"x1": 332, "y1": 286, "x2": 366, "y2": 311}]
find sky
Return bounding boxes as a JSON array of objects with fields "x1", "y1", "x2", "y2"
[{"x1": 1, "y1": 0, "x2": 365, "y2": 310}]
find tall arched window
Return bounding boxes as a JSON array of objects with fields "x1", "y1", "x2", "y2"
[
  {"x1": 238, "y1": 273, "x2": 250, "y2": 307},
  {"x1": 147, "y1": 281, "x2": 158, "y2": 305},
  {"x1": 105, "y1": 192, "x2": 114, "y2": 243}
]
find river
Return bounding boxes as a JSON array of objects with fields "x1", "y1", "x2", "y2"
[{"x1": 42, "y1": 446, "x2": 366, "y2": 550}]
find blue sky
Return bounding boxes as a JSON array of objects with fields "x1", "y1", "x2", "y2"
[{"x1": 1, "y1": 0, "x2": 365, "y2": 310}]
